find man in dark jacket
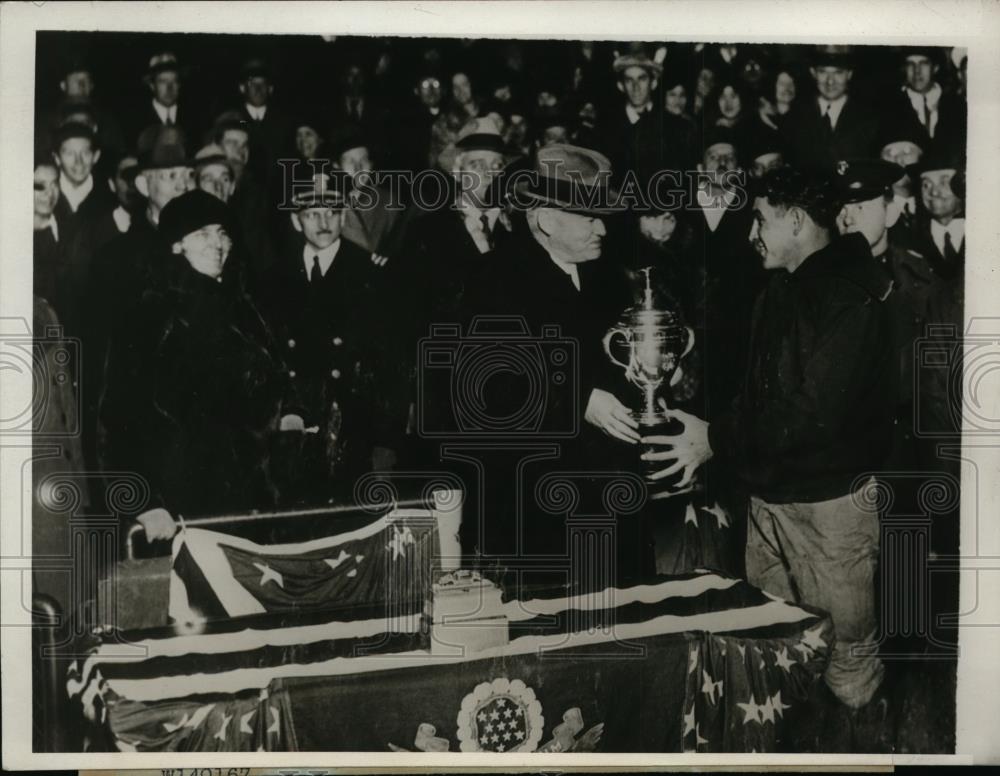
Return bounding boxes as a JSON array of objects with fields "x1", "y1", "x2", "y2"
[
  {"x1": 601, "y1": 51, "x2": 695, "y2": 186},
  {"x1": 645, "y1": 167, "x2": 895, "y2": 730},
  {"x1": 92, "y1": 129, "x2": 193, "y2": 475},
  {"x1": 781, "y1": 46, "x2": 880, "y2": 171},
  {"x1": 257, "y1": 176, "x2": 405, "y2": 506},
  {"x1": 879, "y1": 48, "x2": 966, "y2": 157},
  {"x1": 462, "y1": 144, "x2": 643, "y2": 581}
]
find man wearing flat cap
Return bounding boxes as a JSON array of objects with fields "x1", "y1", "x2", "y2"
[
  {"x1": 194, "y1": 143, "x2": 236, "y2": 204},
  {"x1": 35, "y1": 57, "x2": 126, "y2": 182},
  {"x1": 210, "y1": 112, "x2": 276, "y2": 279},
  {"x1": 781, "y1": 45, "x2": 880, "y2": 171},
  {"x1": 602, "y1": 50, "x2": 694, "y2": 187},
  {"x1": 257, "y1": 175, "x2": 404, "y2": 505}
]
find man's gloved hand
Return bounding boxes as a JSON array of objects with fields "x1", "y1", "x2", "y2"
[
  {"x1": 584, "y1": 388, "x2": 640, "y2": 444},
  {"x1": 137, "y1": 507, "x2": 178, "y2": 541}
]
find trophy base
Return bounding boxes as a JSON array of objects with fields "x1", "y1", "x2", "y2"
[{"x1": 633, "y1": 410, "x2": 695, "y2": 498}]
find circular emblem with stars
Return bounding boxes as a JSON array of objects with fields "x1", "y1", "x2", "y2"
[{"x1": 456, "y1": 678, "x2": 544, "y2": 753}]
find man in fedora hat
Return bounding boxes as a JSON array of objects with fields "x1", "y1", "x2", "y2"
[
  {"x1": 127, "y1": 51, "x2": 198, "y2": 149},
  {"x1": 781, "y1": 45, "x2": 880, "y2": 171},
  {"x1": 233, "y1": 57, "x2": 290, "y2": 189},
  {"x1": 257, "y1": 175, "x2": 404, "y2": 504},
  {"x1": 91, "y1": 127, "x2": 194, "y2": 470},
  {"x1": 407, "y1": 116, "x2": 516, "y2": 332},
  {"x1": 466, "y1": 144, "x2": 647, "y2": 576}
]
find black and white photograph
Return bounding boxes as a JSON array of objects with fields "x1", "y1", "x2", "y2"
[{"x1": 1, "y1": 0, "x2": 999, "y2": 769}]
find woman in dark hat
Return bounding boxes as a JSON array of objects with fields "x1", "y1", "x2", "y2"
[{"x1": 118, "y1": 190, "x2": 289, "y2": 542}]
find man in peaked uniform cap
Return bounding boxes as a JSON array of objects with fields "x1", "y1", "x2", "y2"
[
  {"x1": 256, "y1": 174, "x2": 405, "y2": 505},
  {"x1": 834, "y1": 158, "x2": 934, "y2": 480}
]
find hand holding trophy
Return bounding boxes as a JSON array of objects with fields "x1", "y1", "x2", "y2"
[{"x1": 602, "y1": 267, "x2": 695, "y2": 497}]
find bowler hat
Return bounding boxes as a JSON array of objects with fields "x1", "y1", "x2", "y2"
[
  {"x1": 159, "y1": 189, "x2": 232, "y2": 247},
  {"x1": 910, "y1": 141, "x2": 966, "y2": 177},
  {"x1": 909, "y1": 141, "x2": 966, "y2": 200},
  {"x1": 513, "y1": 143, "x2": 618, "y2": 215},
  {"x1": 833, "y1": 158, "x2": 904, "y2": 204},
  {"x1": 239, "y1": 57, "x2": 271, "y2": 81},
  {"x1": 454, "y1": 115, "x2": 509, "y2": 156},
  {"x1": 137, "y1": 125, "x2": 192, "y2": 172},
  {"x1": 812, "y1": 45, "x2": 855, "y2": 69},
  {"x1": 328, "y1": 125, "x2": 369, "y2": 160},
  {"x1": 700, "y1": 124, "x2": 740, "y2": 156},
  {"x1": 899, "y1": 46, "x2": 942, "y2": 66}
]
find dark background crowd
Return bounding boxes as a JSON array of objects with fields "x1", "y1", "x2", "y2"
[{"x1": 30, "y1": 32, "x2": 968, "y2": 754}]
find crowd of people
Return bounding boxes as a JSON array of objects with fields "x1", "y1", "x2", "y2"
[{"x1": 33, "y1": 35, "x2": 967, "y2": 752}]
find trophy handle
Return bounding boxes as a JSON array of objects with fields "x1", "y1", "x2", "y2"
[
  {"x1": 681, "y1": 326, "x2": 695, "y2": 358},
  {"x1": 602, "y1": 327, "x2": 632, "y2": 371}
]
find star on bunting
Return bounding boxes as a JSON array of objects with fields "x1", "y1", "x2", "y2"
[
  {"x1": 774, "y1": 646, "x2": 795, "y2": 673},
  {"x1": 253, "y1": 562, "x2": 284, "y2": 588},
  {"x1": 214, "y1": 713, "x2": 232, "y2": 742},
  {"x1": 800, "y1": 624, "x2": 827, "y2": 653},
  {"x1": 324, "y1": 549, "x2": 350, "y2": 570},
  {"x1": 737, "y1": 695, "x2": 765, "y2": 725},
  {"x1": 701, "y1": 670, "x2": 723, "y2": 704},
  {"x1": 702, "y1": 502, "x2": 730, "y2": 529}
]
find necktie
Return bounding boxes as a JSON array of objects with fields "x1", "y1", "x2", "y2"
[
  {"x1": 480, "y1": 213, "x2": 494, "y2": 251},
  {"x1": 310, "y1": 255, "x2": 322, "y2": 284},
  {"x1": 943, "y1": 231, "x2": 960, "y2": 263},
  {"x1": 922, "y1": 94, "x2": 931, "y2": 133},
  {"x1": 165, "y1": 108, "x2": 174, "y2": 126},
  {"x1": 823, "y1": 103, "x2": 834, "y2": 135}
]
